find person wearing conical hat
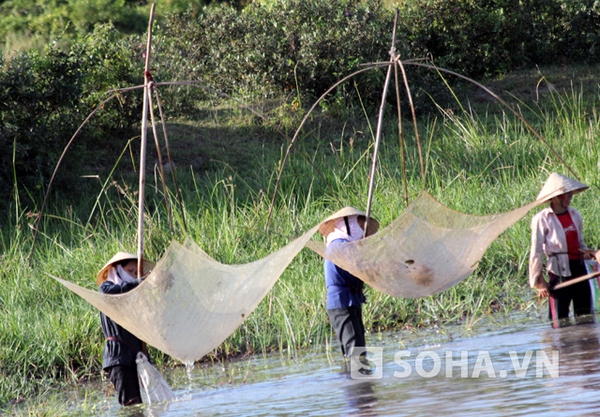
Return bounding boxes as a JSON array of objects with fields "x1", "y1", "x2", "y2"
[
  {"x1": 318, "y1": 207, "x2": 379, "y2": 359},
  {"x1": 97, "y1": 252, "x2": 154, "y2": 406},
  {"x1": 529, "y1": 172, "x2": 595, "y2": 325}
]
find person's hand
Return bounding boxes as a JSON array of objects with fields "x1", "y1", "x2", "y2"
[
  {"x1": 536, "y1": 280, "x2": 550, "y2": 298},
  {"x1": 579, "y1": 248, "x2": 596, "y2": 260},
  {"x1": 595, "y1": 250, "x2": 600, "y2": 262}
]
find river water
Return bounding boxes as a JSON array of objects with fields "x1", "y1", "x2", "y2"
[{"x1": 61, "y1": 313, "x2": 600, "y2": 416}]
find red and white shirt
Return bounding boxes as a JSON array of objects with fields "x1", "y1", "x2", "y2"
[{"x1": 529, "y1": 206, "x2": 588, "y2": 287}]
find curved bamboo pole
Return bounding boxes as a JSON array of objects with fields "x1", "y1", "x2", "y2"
[
  {"x1": 265, "y1": 64, "x2": 385, "y2": 228},
  {"x1": 364, "y1": 60, "x2": 578, "y2": 179}
]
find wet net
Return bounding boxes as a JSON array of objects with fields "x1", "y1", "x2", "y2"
[
  {"x1": 136, "y1": 352, "x2": 176, "y2": 404},
  {"x1": 51, "y1": 192, "x2": 539, "y2": 363},
  {"x1": 307, "y1": 191, "x2": 542, "y2": 298},
  {"x1": 52, "y1": 225, "x2": 319, "y2": 363}
]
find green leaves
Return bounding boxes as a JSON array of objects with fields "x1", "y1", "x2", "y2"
[
  {"x1": 0, "y1": 24, "x2": 143, "y2": 213},
  {"x1": 153, "y1": 0, "x2": 392, "y2": 106},
  {"x1": 399, "y1": 0, "x2": 600, "y2": 78}
]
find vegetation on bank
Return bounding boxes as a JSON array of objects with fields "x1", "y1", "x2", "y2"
[
  {"x1": 1, "y1": 74, "x2": 600, "y2": 412},
  {"x1": 2, "y1": 0, "x2": 600, "y2": 213}
]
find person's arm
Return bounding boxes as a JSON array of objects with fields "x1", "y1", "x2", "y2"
[
  {"x1": 99, "y1": 280, "x2": 139, "y2": 294},
  {"x1": 529, "y1": 214, "x2": 549, "y2": 297}
]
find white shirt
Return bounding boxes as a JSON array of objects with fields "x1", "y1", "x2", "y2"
[{"x1": 529, "y1": 206, "x2": 587, "y2": 287}]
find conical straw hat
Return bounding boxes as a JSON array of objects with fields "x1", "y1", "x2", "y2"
[
  {"x1": 536, "y1": 172, "x2": 588, "y2": 203},
  {"x1": 318, "y1": 207, "x2": 380, "y2": 237},
  {"x1": 96, "y1": 252, "x2": 155, "y2": 285}
]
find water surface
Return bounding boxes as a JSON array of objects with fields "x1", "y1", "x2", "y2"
[{"x1": 65, "y1": 315, "x2": 600, "y2": 416}]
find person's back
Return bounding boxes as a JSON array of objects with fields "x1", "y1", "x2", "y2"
[
  {"x1": 100, "y1": 279, "x2": 144, "y2": 371},
  {"x1": 96, "y1": 253, "x2": 154, "y2": 406}
]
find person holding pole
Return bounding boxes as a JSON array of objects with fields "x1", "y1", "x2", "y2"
[
  {"x1": 97, "y1": 252, "x2": 154, "y2": 406},
  {"x1": 529, "y1": 172, "x2": 595, "y2": 325},
  {"x1": 318, "y1": 208, "x2": 379, "y2": 359}
]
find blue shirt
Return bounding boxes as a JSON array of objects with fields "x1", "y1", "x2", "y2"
[{"x1": 325, "y1": 238, "x2": 366, "y2": 309}]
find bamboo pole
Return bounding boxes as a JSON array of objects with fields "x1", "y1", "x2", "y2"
[
  {"x1": 154, "y1": 89, "x2": 188, "y2": 234},
  {"x1": 552, "y1": 270, "x2": 600, "y2": 290},
  {"x1": 364, "y1": 10, "x2": 398, "y2": 236},
  {"x1": 147, "y1": 88, "x2": 174, "y2": 235},
  {"x1": 137, "y1": 3, "x2": 156, "y2": 278},
  {"x1": 395, "y1": 58, "x2": 425, "y2": 186},
  {"x1": 393, "y1": 48, "x2": 409, "y2": 208}
]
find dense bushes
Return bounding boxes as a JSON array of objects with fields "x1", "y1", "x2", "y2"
[
  {"x1": 399, "y1": 0, "x2": 600, "y2": 77},
  {"x1": 0, "y1": 48, "x2": 84, "y2": 207},
  {"x1": 0, "y1": 25, "x2": 143, "y2": 212},
  {"x1": 151, "y1": 0, "x2": 393, "y2": 113},
  {"x1": 149, "y1": 0, "x2": 600, "y2": 113},
  {"x1": 1, "y1": 0, "x2": 599, "y2": 213}
]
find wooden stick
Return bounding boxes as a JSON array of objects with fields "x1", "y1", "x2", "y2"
[
  {"x1": 137, "y1": 3, "x2": 156, "y2": 278},
  {"x1": 393, "y1": 47, "x2": 409, "y2": 209},
  {"x1": 553, "y1": 270, "x2": 600, "y2": 290},
  {"x1": 364, "y1": 10, "x2": 398, "y2": 236},
  {"x1": 147, "y1": 86, "x2": 174, "y2": 235},
  {"x1": 549, "y1": 292, "x2": 558, "y2": 329},
  {"x1": 153, "y1": 88, "x2": 188, "y2": 234}
]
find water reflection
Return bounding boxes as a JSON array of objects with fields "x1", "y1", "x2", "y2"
[
  {"x1": 341, "y1": 376, "x2": 378, "y2": 416},
  {"x1": 542, "y1": 322, "x2": 600, "y2": 381},
  {"x1": 536, "y1": 323, "x2": 600, "y2": 416}
]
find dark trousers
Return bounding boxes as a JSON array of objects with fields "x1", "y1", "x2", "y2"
[
  {"x1": 549, "y1": 260, "x2": 593, "y2": 320},
  {"x1": 107, "y1": 365, "x2": 142, "y2": 406},
  {"x1": 327, "y1": 306, "x2": 365, "y2": 358}
]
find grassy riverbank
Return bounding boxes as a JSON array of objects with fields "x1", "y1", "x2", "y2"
[{"x1": 2, "y1": 67, "x2": 600, "y2": 413}]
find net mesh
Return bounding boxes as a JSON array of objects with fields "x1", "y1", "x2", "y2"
[
  {"x1": 52, "y1": 225, "x2": 319, "y2": 363},
  {"x1": 306, "y1": 191, "x2": 542, "y2": 298},
  {"x1": 51, "y1": 191, "x2": 539, "y2": 362}
]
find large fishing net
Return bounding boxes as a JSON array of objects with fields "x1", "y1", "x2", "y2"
[
  {"x1": 308, "y1": 191, "x2": 543, "y2": 298},
  {"x1": 52, "y1": 225, "x2": 319, "y2": 364},
  {"x1": 51, "y1": 192, "x2": 540, "y2": 363}
]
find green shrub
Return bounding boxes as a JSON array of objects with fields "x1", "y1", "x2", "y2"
[
  {"x1": 399, "y1": 0, "x2": 600, "y2": 77},
  {"x1": 0, "y1": 47, "x2": 84, "y2": 209},
  {"x1": 152, "y1": 0, "x2": 393, "y2": 108},
  {"x1": 0, "y1": 24, "x2": 143, "y2": 214}
]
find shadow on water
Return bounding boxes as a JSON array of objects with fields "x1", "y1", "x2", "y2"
[{"x1": 59, "y1": 314, "x2": 600, "y2": 416}]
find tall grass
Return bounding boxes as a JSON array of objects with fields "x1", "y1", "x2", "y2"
[{"x1": 2, "y1": 84, "x2": 600, "y2": 412}]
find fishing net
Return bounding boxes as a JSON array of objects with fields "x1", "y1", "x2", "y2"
[
  {"x1": 51, "y1": 192, "x2": 539, "y2": 363},
  {"x1": 52, "y1": 225, "x2": 319, "y2": 364},
  {"x1": 136, "y1": 352, "x2": 176, "y2": 404},
  {"x1": 307, "y1": 191, "x2": 542, "y2": 298}
]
